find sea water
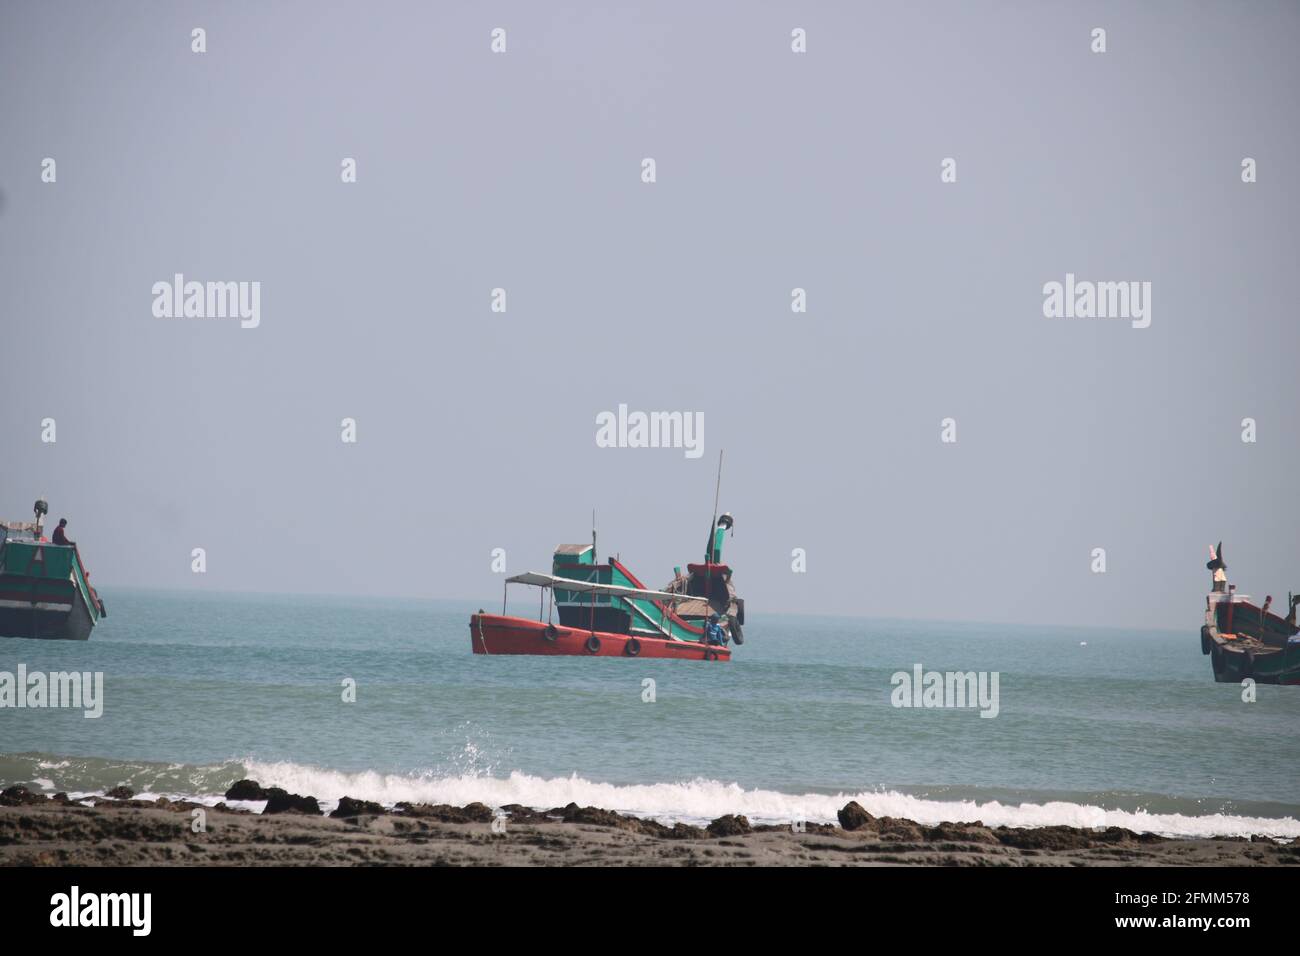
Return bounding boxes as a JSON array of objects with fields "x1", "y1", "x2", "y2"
[{"x1": 1, "y1": 588, "x2": 1296, "y2": 838}]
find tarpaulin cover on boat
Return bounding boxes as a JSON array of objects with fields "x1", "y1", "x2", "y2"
[{"x1": 505, "y1": 572, "x2": 691, "y2": 603}]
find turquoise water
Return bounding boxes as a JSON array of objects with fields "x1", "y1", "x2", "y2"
[{"x1": 1, "y1": 588, "x2": 1297, "y2": 836}]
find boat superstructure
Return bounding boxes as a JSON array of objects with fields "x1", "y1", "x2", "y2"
[{"x1": 0, "y1": 499, "x2": 106, "y2": 641}]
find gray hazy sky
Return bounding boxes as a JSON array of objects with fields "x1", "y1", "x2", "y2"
[{"x1": 2, "y1": 1, "x2": 1297, "y2": 629}]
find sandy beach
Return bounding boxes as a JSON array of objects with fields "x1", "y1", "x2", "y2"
[{"x1": 1, "y1": 784, "x2": 1294, "y2": 867}]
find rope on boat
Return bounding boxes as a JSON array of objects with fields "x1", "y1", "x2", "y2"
[{"x1": 476, "y1": 614, "x2": 490, "y2": 655}]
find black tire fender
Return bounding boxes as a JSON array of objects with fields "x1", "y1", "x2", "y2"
[
  {"x1": 585, "y1": 635, "x2": 601, "y2": 654},
  {"x1": 543, "y1": 624, "x2": 559, "y2": 642},
  {"x1": 624, "y1": 638, "x2": 641, "y2": 657},
  {"x1": 730, "y1": 622, "x2": 744, "y2": 646}
]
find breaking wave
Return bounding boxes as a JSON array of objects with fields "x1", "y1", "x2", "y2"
[{"x1": 3, "y1": 752, "x2": 1298, "y2": 839}]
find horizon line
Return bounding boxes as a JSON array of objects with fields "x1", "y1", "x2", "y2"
[{"x1": 92, "y1": 581, "x2": 1188, "y2": 636}]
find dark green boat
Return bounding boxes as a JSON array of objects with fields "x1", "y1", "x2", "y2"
[
  {"x1": 0, "y1": 499, "x2": 106, "y2": 641},
  {"x1": 1201, "y1": 591, "x2": 1300, "y2": 685}
]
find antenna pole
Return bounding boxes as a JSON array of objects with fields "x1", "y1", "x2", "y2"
[
  {"x1": 702, "y1": 449, "x2": 724, "y2": 655},
  {"x1": 706, "y1": 449, "x2": 724, "y2": 566},
  {"x1": 711, "y1": 450, "x2": 724, "y2": 531}
]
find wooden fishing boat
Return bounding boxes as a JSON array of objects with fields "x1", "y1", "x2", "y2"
[
  {"x1": 1201, "y1": 589, "x2": 1300, "y2": 685},
  {"x1": 0, "y1": 499, "x2": 106, "y2": 641},
  {"x1": 470, "y1": 514, "x2": 744, "y2": 661}
]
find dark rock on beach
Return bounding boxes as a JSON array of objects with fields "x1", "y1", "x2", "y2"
[
  {"x1": 331, "y1": 796, "x2": 386, "y2": 819},
  {"x1": 1092, "y1": 825, "x2": 1164, "y2": 845},
  {"x1": 0, "y1": 785, "x2": 46, "y2": 806},
  {"x1": 837, "y1": 801, "x2": 875, "y2": 831},
  {"x1": 498, "y1": 803, "x2": 553, "y2": 824},
  {"x1": 663, "y1": 822, "x2": 708, "y2": 839},
  {"x1": 104, "y1": 786, "x2": 135, "y2": 800},
  {"x1": 262, "y1": 788, "x2": 322, "y2": 815},
  {"x1": 706, "y1": 814, "x2": 752, "y2": 837},
  {"x1": 994, "y1": 825, "x2": 1097, "y2": 851},
  {"x1": 923, "y1": 821, "x2": 999, "y2": 845},
  {"x1": 1092, "y1": 826, "x2": 1137, "y2": 843},
  {"x1": 556, "y1": 803, "x2": 640, "y2": 830},
  {"x1": 547, "y1": 804, "x2": 706, "y2": 839},
  {"x1": 225, "y1": 779, "x2": 270, "y2": 801},
  {"x1": 385, "y1": 800, "x2": 705, "y2": 839},
  {"x1": 875, "y1": 817, "x2": 925, "y2": 842},
  {"x1": 395, "y1": 801, "x2": 494, "y2": 823},
  {"x1": 211, "y1": 802, "x2": 252, "y2": 815},
  {"x1": 155, "y1": 797, "x2": 210, "y2": 813}
]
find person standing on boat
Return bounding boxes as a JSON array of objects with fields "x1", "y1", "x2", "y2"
[
  {"x1": 52, "y1": 518, "x2": 75, "y2": 547},
  {"x1": 705, "y1": 612, "x2": 728, "y2": 647},
  {"x1": 1207, "y1": 542, "x2": 1227, "y2": 593}
]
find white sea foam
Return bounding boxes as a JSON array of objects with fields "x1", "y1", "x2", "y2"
[{"x1": 239, "y1": 760, "x2": 1300, "y2": 840}]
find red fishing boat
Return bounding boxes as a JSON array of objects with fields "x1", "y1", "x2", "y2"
[
  {"x1": 470, "y1": 573, "x2": 736, "y2": 660},
  {"x1": 470, "y1": 463, "x2": 745, "y2": 660}
]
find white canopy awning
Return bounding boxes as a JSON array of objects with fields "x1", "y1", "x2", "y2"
[{"x1": 506, "y1": 572, "x2": 690, "y2": 603}]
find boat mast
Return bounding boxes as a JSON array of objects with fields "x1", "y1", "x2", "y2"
[
  {"x1": 710, "y1": 450, "x2": 724, "y2": 550},
  {"x1": 705, "y1": 450, "x2": 724, "y2": 649}
]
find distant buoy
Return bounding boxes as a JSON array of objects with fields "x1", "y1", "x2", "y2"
[{"x1": 1079, "y1": 641, "x2": 1087, "y2": 646}]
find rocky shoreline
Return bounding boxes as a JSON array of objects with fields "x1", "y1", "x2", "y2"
[{"x1": 1, "y1": 783, "x2": 1295, "y2": 866}]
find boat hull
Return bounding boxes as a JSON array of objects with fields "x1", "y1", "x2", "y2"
[
  {"x1": 0, "y1": 591, "x2": 94, "y2": 641},
  {"x1": 1201, "y1": 596, "x2": 1300, "y2": 686},
  {"x1": 0, "y1": 538, "x2": 103, "y2": 641},
  {"x1": 470, "y1": 614, "x2": 731, "y2": 660}
]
